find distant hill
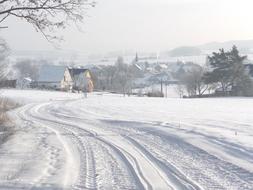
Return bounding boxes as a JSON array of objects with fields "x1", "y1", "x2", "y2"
[
  {"x1": 198, "y1": 40, "x2": 253, "y2": 53},
  {"x1": 167, "y1": 46, "x2": 202, "y2": 57}
]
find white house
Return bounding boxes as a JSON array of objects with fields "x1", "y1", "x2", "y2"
[
  {"x1": 36, "y1": 65, "x2": 94, "y2": 92},
  {"x1": 61, "y1": 67, "x2": 94, "y2": 92}
]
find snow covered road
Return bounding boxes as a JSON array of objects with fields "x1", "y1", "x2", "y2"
[{"x1": 0, "y1": 90, "x2": 253, "y2": 189}]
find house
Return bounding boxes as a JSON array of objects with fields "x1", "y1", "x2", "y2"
[
  {"x1": 36, "y1": 65, "x2": 66, "y2": 90},
  {"x1": 18, "y1": 77, "x2": 33, "y2": 89},
  {"x1": 245, "y1": 64, "x2": 253, "y2": 78},
  {"x1": 36, "y1": 65, "x2": 94, "y2": 92},
  {"x1": 61, "y1": 67, "x2": 94, "y2": 92}
]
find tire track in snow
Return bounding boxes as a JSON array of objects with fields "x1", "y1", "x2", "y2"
[
  {"x1": 38, "y1": 100, "x2": 199, "y2": 190},
  {"x1": 16, "y1": 104, "x2": 74, "y2": 189},
  {"x1": 31, "y1": 101, "x2": 176, "y2": 190},
  {"x1": 43, "y1": 102, "x2": 202, "y2": 190},
  {"x1": 12, "y1": 97, "x2": 253, "y2": 190},
  {"x1": 124, "y1": 136, "x2": 202, "y2": 190},
  {"x1": 107, "y1": 123, "x2": 253, "y2": 190},
  {"x1": 27, "y1": 102, "x2": 143, "y2": 190},
  {"x1": 56, "y1": 99, "x2": 253, "y2": 190},
  {"x1": 24, "y1": 103, "x2": 97, "y2": 190}
]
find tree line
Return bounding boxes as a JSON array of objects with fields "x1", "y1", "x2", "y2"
[
  {"x1": 91, "y1": 57, "x2": 143, "y2": 95},
  {"x1": 177, "y1": 46, "x2": 253, "y2": 97}
]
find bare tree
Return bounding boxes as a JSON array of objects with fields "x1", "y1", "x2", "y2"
[
  {"x1": 114, "y1": 57, "x2": 133, "y2": 95},
  {"x1": 14, "y1": 59, "x2": 39, "y2": 80},
  {"x1": 181, "y1": 66, "x2": 208, "y2": 97},
  {"x1": 0, "y1": 0, "x2": 96, "y2": 41},
  {"x1": 175, "y1": 83, "x2": 184, "y2": 98}
]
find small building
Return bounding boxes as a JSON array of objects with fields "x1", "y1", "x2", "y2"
[
  {"x1": 18, "y1": 77, "x2": 33, "y2": 89},
  {"x1": 245, "y1": 64, "x2": 253, "y2": 78},
  {"x1": 36, "y1": 65, "x2": 66, "y2": 90},
  {"x1": 61, "y1": 67, "x2": 94, "y2": 92},
  {"x1": 35, "y1": 65, "x2": 94, "y2": 92}
]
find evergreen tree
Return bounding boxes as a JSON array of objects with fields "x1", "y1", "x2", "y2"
[{"x1": 204, "y1": 46, "x2": 248, "y2": 94}]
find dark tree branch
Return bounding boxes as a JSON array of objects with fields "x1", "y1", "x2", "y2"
[
  {"x1": 0, "y1": 0, "x2": 8, "y2": 5},
  {"x1": 0, "y1": 0, "x2": 96, "y2": 42},
  {"x1": 0, "y1": 12, "x2": 9, "y2": 23}
]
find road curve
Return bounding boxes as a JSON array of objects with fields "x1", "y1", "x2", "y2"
[{"x1": 0, "y1": 97, "x2": 253, "y2": 190}]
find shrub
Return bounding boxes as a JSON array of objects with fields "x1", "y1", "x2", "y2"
[
  {"x1": 0, "y1": 98, "x2": 17, "y2": 144},
  {"x1": 146, "y1": 91, "x2": 164, "y2": 97}
]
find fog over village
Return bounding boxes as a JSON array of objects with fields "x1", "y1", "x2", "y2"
[{"x1": 0, "y1": 0, "x2": 253, "y2": 190}]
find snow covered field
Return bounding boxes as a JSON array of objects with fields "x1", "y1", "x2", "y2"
[{"x1": 0, "y1": 89, "x2": 253, "y2": 190}]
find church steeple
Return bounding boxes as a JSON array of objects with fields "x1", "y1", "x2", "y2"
[{"x1": 135, "y1": 52, "x2": 139, "y2": 62}]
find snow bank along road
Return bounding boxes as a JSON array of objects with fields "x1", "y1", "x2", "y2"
[{"x1": 0, "y1": 90, "x2": 253, "y2": 190}]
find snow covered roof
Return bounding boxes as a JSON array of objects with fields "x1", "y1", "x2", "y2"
[
  {"x1": 38, "y1": 65, "x2": 66, "y2": 82},
  {"x1": 159, "y1": 64, "x2": 168, "y2": 69},
  {"x1": 134, "y1": 63, "x2": 142, "y2": 71},
  {"x1": 23, "y1": 77, "x2": 33, "y2": 82}
]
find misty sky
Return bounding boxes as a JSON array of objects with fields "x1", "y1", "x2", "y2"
[{"x1": 1, "y1": 0, "x2": 253, "y2": 54}]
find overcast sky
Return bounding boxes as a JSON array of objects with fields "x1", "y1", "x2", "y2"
[{"x1": 1, "y1": 0, "x2": 253, "y2": 54}]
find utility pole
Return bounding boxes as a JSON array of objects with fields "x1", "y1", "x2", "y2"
[
  {"x1": 161, "y1": 78, "x2": 163, "y2": 96},
  {"x1": 165, "y1": 83, "x2": 168, "y2": 98}
]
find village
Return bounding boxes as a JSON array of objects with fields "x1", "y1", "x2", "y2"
[{"x1": 2, "y1": 47, "x2": 253, "y2": 99}]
